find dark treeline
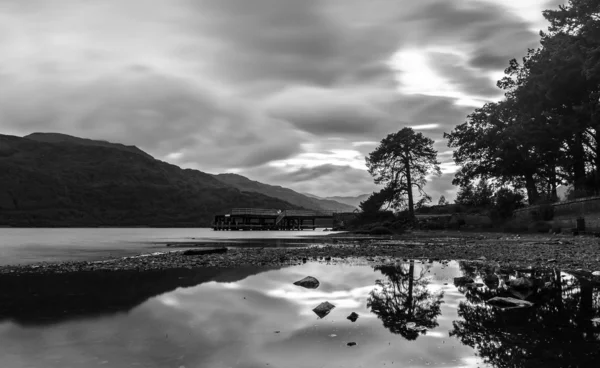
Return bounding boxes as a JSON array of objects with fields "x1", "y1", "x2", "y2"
[{"x1": 446, "y1": 0, "x2": 600, "y2": 205}]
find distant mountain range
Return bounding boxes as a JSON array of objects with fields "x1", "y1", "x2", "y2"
[
  {"x1": 303, "y1": 193, "x2": 371, "y2": 209},
  {"x1": 0, "y1": 133, "x2": 362, "y2": 227},
  {"x1": 213, "y1": 173, "x2": 358, "y2": 212}
]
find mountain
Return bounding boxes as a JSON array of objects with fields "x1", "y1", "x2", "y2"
[
  {"x1": 25, "y1": 132, "x2": 154, "y2": 159},
  {"x1": 324, "y1": 194, "x2": 371, "y2": 209},
  {"x1": 0, "y1": 133, "x2": 299, "y2": 227},
  {"x1": 213, "y1": 173, "x2": 357, "y2": 212}
]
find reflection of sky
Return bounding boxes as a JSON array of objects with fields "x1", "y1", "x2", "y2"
[{"x1": 0, "y1": 262, "x2": 489, "y2": 368}]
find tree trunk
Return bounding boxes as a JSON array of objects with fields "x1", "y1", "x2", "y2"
[
  {"x1": 594, "y1": 125, "x2": 600, "y2": 189},
  {"x1": 405, "y1": 158, "x2": 414, "y2": 218},
  {"x1": 524, "y1": 172, "x2": 539, "y2": 205},
  {"x1": 573, "y1": 131, "x2": 586, "y2": 191},
  {"x1": 551, "y1": 165, "x2": 558, "y2": 202}
]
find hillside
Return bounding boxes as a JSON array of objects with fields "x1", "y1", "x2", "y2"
[
  {"x1": 26, "y1": 132, "x2": 153, "y2": 159},
  {"x1": 0, "y1": 134, "x2": 299, "y2": 227},
  {"x1": 324, "y1": 194, "x2": 370, "y2": 209},
  {"x1": 213, "y1": 173, "x2": 357, "y2": 212}
]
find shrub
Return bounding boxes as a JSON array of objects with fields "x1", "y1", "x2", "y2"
[
  {"x1": 533, "y1": 203, "x2": 554, "y2": 221},
  {"x1": 503, "y1": 219, "x2": 528, "y2": 232},
  {"x1": 528, "y1": 221, "x2": 552, "y2": 233},
  {"x1": 370, "y1": 226, "x2": 394, "y2": 235}
]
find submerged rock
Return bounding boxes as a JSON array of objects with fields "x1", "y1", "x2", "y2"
[
  {"x1": 313, "y1": 301, "x2": 335, "y2": 318},
  {"x1": 487, "y1": 296, "x2": 533, "y2": 309},
  {"x1": 484, "y1": 274, "x2": 500, "y2": 288},
  {"x1": 347, "y1": 312, "x2": 359, "y2": 322},
  {"x1": 182, "y1": 248, "x2": 227, "y2": 256},
  {"x1": 293, "y1": 276, "x2": 320, "y2": 289},
  {"x1": 508, "y1": 277, "x2": 534, "y2": 289},
  {"x1": 406, "y1": 322, "x2": 427, "y2": 332},
  {"x1": 454, "y1": 276, "x2": 474, "y2": 287}
]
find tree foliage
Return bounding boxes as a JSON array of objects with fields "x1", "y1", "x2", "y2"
[
  {"x1": 446, "y1": 0, "x2": 600, "y2": 205},
  {"x1": 366, "y1": 127, "x2": 440, "y2": 217},
  {"x1": 455, "y1": 180, "x2": 494, "y2": 208},
  {"x1": 437, "y1": 195, "x2": 447, "y2": 206}
]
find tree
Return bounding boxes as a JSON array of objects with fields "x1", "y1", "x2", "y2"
[
  {"x1": 366, "y1": 128, "x2": 440, "y2": 218},
  {"x1": 494, "y1": 187, "x2": 525, "y2": 219},
  {"x1": 455, "y1": 179, "x2": 494, "y2": 207},
  {"x1": 446, "y1": 0, "x2": 600, "y2": 203},
  {"x1": 438, "y1": 195, "x2": 447, "y2": 206}
]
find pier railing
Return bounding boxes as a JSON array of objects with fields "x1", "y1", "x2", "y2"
[{"x1": 229, "y1": 208, "x2": 334, "y2": 217}]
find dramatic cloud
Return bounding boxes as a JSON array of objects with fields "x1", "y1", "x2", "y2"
[{"x1": 0, "y1": 0, "x2": 560, "y2": 199}]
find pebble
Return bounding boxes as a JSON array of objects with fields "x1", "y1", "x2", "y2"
[{"x1": 3, "y1": 233, "x2": 600, "y2": 275}]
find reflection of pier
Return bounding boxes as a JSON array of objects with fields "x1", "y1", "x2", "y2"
[{"x1": 212, "y1": 208, "x2": 334, "y2": 231}]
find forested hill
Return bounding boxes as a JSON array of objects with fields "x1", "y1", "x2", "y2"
[
  {"x1": 213, "y1": 173, "x2": 357, "y2": 212},
  {"x1": 0, "y1": 133, "x2": 299, "y2": 227}
]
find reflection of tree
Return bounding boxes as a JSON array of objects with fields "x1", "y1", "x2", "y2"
[
  {"x1": 367, "y1": 261, "x2": 444, "y2": 340},
  {"x1": 450, "y1": 262, "x2": 600, "y2": 367}
]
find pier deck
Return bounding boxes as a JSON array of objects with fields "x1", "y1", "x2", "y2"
[{"x1": 212, "y1": 208, "x2": 334, "y2": 231}]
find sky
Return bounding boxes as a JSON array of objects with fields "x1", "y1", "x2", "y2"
[{"x1": 0, "y1": 0, "x2": 562, "y2": 202}]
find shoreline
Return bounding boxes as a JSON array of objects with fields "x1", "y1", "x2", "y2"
[{"x1": 2, "y1": 231, "x2": 600, "y2": 275}]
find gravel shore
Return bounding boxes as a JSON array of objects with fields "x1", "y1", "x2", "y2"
[{"x1": 2, "y1": 230, "x2": 600, "y2": 275}]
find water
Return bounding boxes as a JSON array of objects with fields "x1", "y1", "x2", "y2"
[
  {"x1": 1, "y1": 260, "x2": 598, "y2": 367},
  {"x1": 0, "y1": 228, "x2": 340, "y2": 265}
]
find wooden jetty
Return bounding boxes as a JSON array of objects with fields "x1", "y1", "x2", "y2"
[{"x1": 212, "y1": 208, "x2": 334, "y2": 231}]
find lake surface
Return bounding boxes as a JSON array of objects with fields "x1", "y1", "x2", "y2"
[
  {"x1": 0, "y1": 228, "x2": 341, "y2": 266},
  {"x1": 1, "y1": 260, "x2": 599, "y2": 367}
]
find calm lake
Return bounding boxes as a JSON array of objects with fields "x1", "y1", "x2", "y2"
[
  {"x1": 1, "y1": 260, "x2": 599, "y2": 367},
  {"x1": 0, "y1": 228, "x2": 340, "y2": 266}
]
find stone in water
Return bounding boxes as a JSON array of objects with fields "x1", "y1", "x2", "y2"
[
  {"x1": 487, "y1": 296, "x2": 533, "y2": 309},
  {"x1": 347, "y1": 312, "x2": 359, "y2": 322},
  {"x1": 294, "y1": 276, "x2": 320, "y2": 289},
  {"x1": 312, "y1": 301, "x2": 335, "y2": 318}
]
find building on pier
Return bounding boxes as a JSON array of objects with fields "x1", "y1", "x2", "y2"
[{"x1": 212, "y1": 208, "x2": 335, "y2": 230}]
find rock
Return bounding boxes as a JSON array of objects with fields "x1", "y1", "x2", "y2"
[
  {"x1": 406, "y1": 322, "x2": 427, "y2": 332},
  {"x1": 312, "y1": 301, "x2": 335, "y2": 318},
  {"x1": 347, "y1": 312, "x2": 359, "y2": 322},
  {"x1": 347, "y1": 342, "x2": 357, "y2": 347},
  {"x1": 547, "y1": 259, "x2": 556, "y2": 263},
  {"x1": 592, "y1": 271, "x2": 600, "y2": 277},
  {"x1": 483, "y1": 274, "x2": 499, "y2": 287},
  {"x1": 487, "y1": 296, "x2": 533, "y2": 309},
  {"x1": 182, "y1": 247, "x2": 227, "y2": 256},
  {"x1": 478, "y1": 256, "x2": 487, "y2": 261},
  {"x1": 293, "y1": 276, "x2": 320, "y2": 289},
  {"x1": 454, "y1": 276, "x2": 474, "y2": 287},
  {"x1": 592, "y1": 317, "x2": 600, "y2": 326},
  {"x1": 508, "y1": 277, "x2": 534, "y2": 290}
]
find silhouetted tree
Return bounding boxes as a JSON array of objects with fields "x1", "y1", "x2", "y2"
[
  {"x1": 446, "y1": 0, "x2": 600, "y2": 202},
  {"x1": 366, "y1": 128, "x2": 440, "y2": 218},
  {"x1": 438, "y1": 195, "x2": 447, "y2": 206},
  {"x1": 455, "y1": 179, "x2": 494, "y2": 208}
]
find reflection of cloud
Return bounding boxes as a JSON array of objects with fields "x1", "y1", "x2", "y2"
[{"x1": 0, "y1": 261, "x2": 489, "y2": 367}]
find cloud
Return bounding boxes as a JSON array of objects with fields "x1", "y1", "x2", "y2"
[
  {"x1": 263, "y1": 86, "x2": 390, "y2": 136},
  {"x1": 0, "y1": 0, "x2": 554, "y2": 196},
  {"x1": 242, "y1": 164, "x2": 377, "y2": 197},
  {"x1": 0, "y1": 66, "x2": 306, "y2": 171}
]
